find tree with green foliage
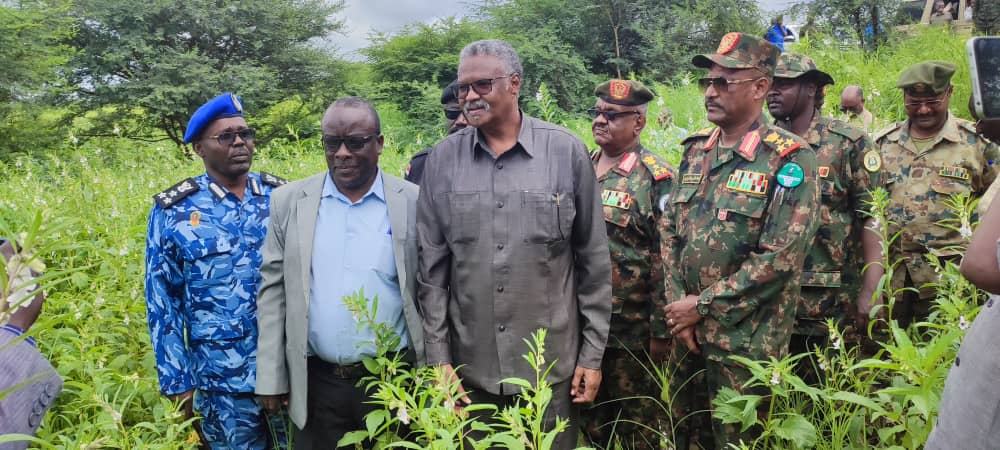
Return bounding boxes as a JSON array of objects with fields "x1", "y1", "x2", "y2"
[
  {"x1": 793, "y1": 0, "x2": 903, "y2": 49},
  {"x1": 66, "y1": 0, "x2": 347, "y2": 146}
]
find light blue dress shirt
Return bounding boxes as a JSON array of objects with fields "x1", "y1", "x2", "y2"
[{"x1": 307, "y1": 170, "x2": 409, "y2": 364}]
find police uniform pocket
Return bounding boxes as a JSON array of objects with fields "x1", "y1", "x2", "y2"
[
  {"x1": 183, "y1": 237, "x2": 237, "y2": 288},
  {"x1": 189, "y1": 315, "x2": 255, "y2": 384},
  {"x1": 446, "y1": 192, "x2": 480, "y2": 244},
  {"x1": 931, "y1": 177, "x2": 972, "y2": 196},
  {"x1": 522, "y1": 191, "x2": 572, "y2": 243}
]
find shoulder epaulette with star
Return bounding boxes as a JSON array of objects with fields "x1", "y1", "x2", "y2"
[
  {"x1": 958, "y1": 119, "x2": 979, "y2": 135},
  {"x1": 153, "y1": 178, "x2": 199, "y2": 209},
  {"x1": 872, "y1": 122, "x2": 902, "y2": 143},
  {"x1": 260, "y1": 172, "x2": 288, "y2": 187},
  {"x1": 682, "y1": 126, "x2": 717, "y2": 144},
  {"x1": 762, "y1": 130, "x2": 804, "y2": 158},
  {"x1": 639, "y1": 150, "x2": 672, "y2": 181},
  {"x1": 827, "y1": 119, "x2": 865, "y2": 142}
]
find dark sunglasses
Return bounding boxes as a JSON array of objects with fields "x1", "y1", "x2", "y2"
[
  {"x1": 454, "y1": 75, "x2": 511, "y2": 98},
  {"x1": 697, "y1": 76, "x2": 763, "y2": 93},
  {"x1": 839, "y1": 105, "x2": 862, "y2": 114},
  {"x1": 322, "y1": 134, "x2": 379, "y2": 152},
  {"x1": 206, "y1": 128, "x2": 255, "y2": 146},
  {"x1": 444, "y1": 107, "x2": 463, "y2": 121},
  {"x1": 587, "y1": 108, "x2": 640, "y2": 121}
]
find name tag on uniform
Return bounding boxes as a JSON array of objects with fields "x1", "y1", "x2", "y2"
[
  {"x1": 725, "y1": 170, "x2": 768, "y2": 196},
  {"x1": 682, "y1": 173, "x2": 703, "y2": 184},
  {"x1": 939, "y1": 166, "x2": 971, "y2": 181},
  {"x1": 602, "y1": 190, "x2": 632, "y2": 209}
]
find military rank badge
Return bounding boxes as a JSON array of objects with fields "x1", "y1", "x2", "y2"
[
  {"x1": 818, "y1": 166, "x2": 830, "y2": 178},
  {"x1": 726, "y1": 169, "x2": 768, "y2": 195},
  {"x1": 863, "y1": 150, "x2": 881, "y2": 172},
  {"x1": 939, "y1": 166, "x2": 971, "y2": 181},
  {"x1": 682, "y1": 173, "x2": 703, "y2": 184},
  {"x1": 776, "y1": 162, "x2": 804, "y2": 188},
  {"x1": 602, "y1": 189, "x2": 633, "y2": 209},
  {"x1": 189, "y1": 211, "x2": 202, "y2": 227}
]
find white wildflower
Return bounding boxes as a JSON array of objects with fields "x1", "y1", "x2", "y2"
[
  {"x1": 396, "y1": 405, "x2": 410, "y2": 425},
  {"x1": 832, "y1": 336, "x2": 842, "y2": 350},
  {"x1": 75, "y1": 311, "x2": 83, "y2": 320},
  {"x1": 444, "y1": 398, "x2": 455, "y2": 411},
  {"x1": 535, "y1": 89, "x2": 544, "y2": 102},
  {"x1": 95, "y1": 296, "x2": 106, "y2": 307},
  {"x1": 118, "y1": 247, "x2": 128, "y2": 256},
  {"x1": 818, "y1": 361, "x2": 828, "y2": 371},
  {"x1": 770, "y1": 371, "x2": 781, "y2": 385},
  {"x1": 656, "y1": 97, "x2": 665, "y2": 107},
  {"x1": 110, "y1": 409, "x2": 122, "y2": 423},
  {"x1": 113, "y1": 126, "x2": 121, "y2": 135},
  {"x1": 960, "y1": 224, "x2": 973, "y2": 239},
  {"x1": 959, "y1": 315, "x2": 969, "y2": 330},
  {"x1": 79, "y1": 156, "x2": 87, "y2": 165},
  {"x1": 123, "y1": 315, "x2": 130, "y2": 326},
  {"x1": 70, "y1": 135, "x2": 79, "y2": 145}
]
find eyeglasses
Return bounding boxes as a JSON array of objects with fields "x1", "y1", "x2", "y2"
[
  {"x1": 587, "y1": 108, "x2": 640, "y2": 121},
  {"x1": 444, "y1": 107, "x2": 463, "y2": 121},
  {"x1": 455, "y1": 75, "x2": 512, "y2": 98},
  {"x1": 903, "y1": 97, "x2": 945, "y2": 109},
  {"x1": 697, "y1": 77, "x2": 763, "y2": 93},
  {"x1": 206, "y1": 128, "x2": 255, "y2": 146},
  {"x1": 322, "y1": 134, "x2": 379, "y2": 152}
]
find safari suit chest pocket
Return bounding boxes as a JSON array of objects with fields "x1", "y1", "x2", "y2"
[
  {"x1": 710, "y1": 193, "x2": 766, "y2": 250},
  {"x1": 522, "y1": 191, "x2": 574, "y2": 243},
  {"x1": 445, "y1": 192, "x2": 480, "y2": 244}
]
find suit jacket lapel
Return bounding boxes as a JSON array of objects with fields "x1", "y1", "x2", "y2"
[
  {"x1": 297, "y1": 175, "x2": 324, "y2": 296},
  {"x1": 383, "y1": 176, "x2": 408, "y2": 291}
]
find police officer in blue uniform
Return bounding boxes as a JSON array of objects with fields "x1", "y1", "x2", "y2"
[{"x1": 144, "y1": 93, "x2": 288, "y2": 449}]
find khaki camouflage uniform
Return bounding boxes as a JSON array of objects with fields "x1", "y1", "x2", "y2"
[
  {"x1": 582, "y1": 145, "x2": 673, "y2": 450},
  {"x1": 660, "y1": 121, "x2": 820, "y2": 449},
  {"x1": 876, "y1": 114, "x2": 1000, "y2": 318}
]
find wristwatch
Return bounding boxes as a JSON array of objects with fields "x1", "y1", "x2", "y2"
[{"x1": 696, "y1": 297, "x2": 711, "y2": 317}]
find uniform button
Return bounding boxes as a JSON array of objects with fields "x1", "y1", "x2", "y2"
[
  {"x1": 988, "y1": 298, "x2": 995, "y2": 308},
  {"x1": 496, "y1": 162, "x2": 504, "y2": 170},
  {"x1": 497, "y1": 285, "x2": 504, "y2": 292},
  {"x1": 499, "y1": 325, "x2": 506, "y2": 332},
  {"x1": 497, "y1": 243, "x2": 504, "y2": 250},
  {"x1": 497, "y1": 201, "x2": 504, "y2": 208},
  {"x1": 955, "y1": 356, "x2": 961, "y2": 366}
]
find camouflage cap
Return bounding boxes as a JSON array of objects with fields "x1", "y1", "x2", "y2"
[
  {"x1": 896, "y1": 61, "x2": 956, "y2": 96},
  {"x1": 692, "y1": 32, "x2": 781, "y2": 76},
  {"x1": 595, "y1": 79, "x2": 655, "y2": 106},
  {"x1": 773, "y1": 53, "x2": 835, "y2": 86}
]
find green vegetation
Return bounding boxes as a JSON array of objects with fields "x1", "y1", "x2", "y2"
[{"x1": 0, "y1": 0, "x2": 991, "y2": 446}]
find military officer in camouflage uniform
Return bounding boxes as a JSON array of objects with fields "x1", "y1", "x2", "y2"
[
  {"x1": 659, "y1": 33, "x2": 820, "y2": 449},
  {"x1": 875, "y1": 62, "x2": 1000, "y2": 326},
  {"x1": 766, "y1": 53, "x2": 883, "y2": 379},
  {"x1": 580, "y1": 79, "x2": 674, "y2": 450},
  {"x1": 145, "y1": 93, "x2": 288, "y2": 449}
]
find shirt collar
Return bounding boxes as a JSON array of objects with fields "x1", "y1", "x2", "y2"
[
  {"x1": 322, "y1": 168, "x2": 385, "y2": 204},
  {"x1": 202, "y1": 173, "x2": 256, "y2": 202},
  {"x1": 901, "y1": 112, "x2": 963, "y2": 145},
  {"x1": 472, "y1": 110, "x2": 535, "y2": 158}
]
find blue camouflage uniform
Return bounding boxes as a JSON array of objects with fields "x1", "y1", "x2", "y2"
[{"x1": 145, "y1": 171, "x2": 288, "y2": 449}]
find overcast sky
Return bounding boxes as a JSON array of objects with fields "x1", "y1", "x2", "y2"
[{"x1": 329, "y1": 0, "x2": 796, "y2": 61}]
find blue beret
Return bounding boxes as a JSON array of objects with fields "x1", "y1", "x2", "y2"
[{"x1": 183, "y1": 93, "x2": 245, "y2": 143}]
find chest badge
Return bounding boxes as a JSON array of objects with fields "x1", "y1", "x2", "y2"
[
  {"x1": 818, "y1": 166, "x2": 830, "y2": 178},
  {"x1": 189, "y1": 211, "x2": 202, "y2": 227},
  {"x1": 863, "y1": 150, "x2": 882, "y2": 172},
  {"x1": 726, "y1": 169, "x2": 768, "y2": 195},
  {"x1": 776, "y1": 162, "x2": 804, "y2": 188},
  {"x1": 682, "y1": 173, "x2": 703, "y2": 184},
  {"x1": 939, "y1": 166, "x2": 971, "y2": 181},
  {"x1": 602, "y1": 189, "x2": 633, "y2": 209}
]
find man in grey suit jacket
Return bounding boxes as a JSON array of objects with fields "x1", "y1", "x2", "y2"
[
  {"x1": 0, "y1": 239, "x2": 62, "y2": 449},
  {"x1": 255, "y1": 97, "x2": 424, "y2": 449}
]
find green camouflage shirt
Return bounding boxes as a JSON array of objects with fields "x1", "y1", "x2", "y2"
[
  {"x1": 659, "y1": 120, "x2": 821, "y2": 362},
  {"x1": 593, "y1": 145, "x2": 675, "y2": 350},
  {"x1": 776, "y1": 115, "x2": 881, "y2": 335},
  {"x1": 875, "y1": 114, "x2": 1000, "y2": 298}
]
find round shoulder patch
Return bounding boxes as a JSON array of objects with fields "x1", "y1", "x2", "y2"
[
  {"x1": 863, "y1": 150, "x2": 881, "y2": 172},
  {"x1": 776, "y1": 162, "x2": 804, "y2": 188}
]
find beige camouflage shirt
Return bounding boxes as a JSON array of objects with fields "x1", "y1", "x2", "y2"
[{"x1": 876, "y1": 113, "x2": 1000, "y2": 298}]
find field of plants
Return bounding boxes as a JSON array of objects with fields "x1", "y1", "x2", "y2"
[{"x1": 0, "y1": 26, "x2": 987, "y2": 449}]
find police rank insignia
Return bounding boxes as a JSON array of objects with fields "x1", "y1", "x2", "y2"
[
  {"x1": 682, "y1": 173, "x2": 703, "y2": 184},
  {"x1": 777, "y1": 162, "x2": 804, "y2": 188},
  {"x1": 726, "y1": 169, "x2": 768, "y2": 195},
  {"x1": 260, "y1": 172, "x2": 288, "y2": 187},
  {"x1": 718, "y1": 32, "x2": 740, "y2": 54},
  {"x1": 609, "y1": 80, "x2": 631, "y2": 100},
  {"x1": 189, "y1": 211, "x2": 202, "y2": 227},
  {"x1": 939, "y1": 166, "x2": 971, "y2": 181},
  {"x1": 153, "y1": 178, "x2": 199, "y2": 208},
  {"x1": 863, "y1": 150, "x2": 881, "y2": 172},
  {"x1": 602, "y1": 189, "x2": 633, "y2": 209},
  {"x1": 818, "y1": 166, "x2": 830, "y2": 178}
]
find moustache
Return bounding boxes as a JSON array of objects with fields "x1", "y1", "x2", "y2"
[
  {"x1": 463, "y1": 100, "x2": 491, "y2": 114},
  {"x1": 705, "y1": 101, "x2": 722, "y2": 110}
]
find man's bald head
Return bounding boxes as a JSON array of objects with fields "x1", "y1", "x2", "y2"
[{"x1": 840, "y1": 85, "x2": 865, "y2": 115}]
